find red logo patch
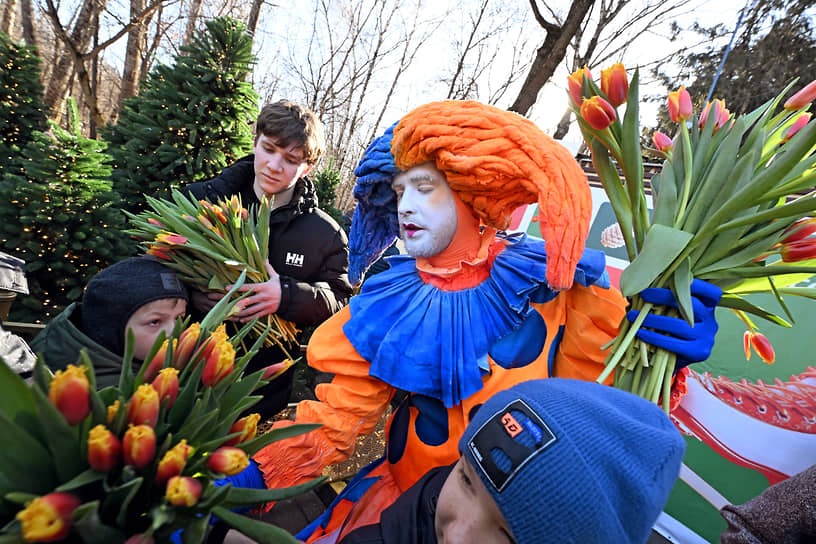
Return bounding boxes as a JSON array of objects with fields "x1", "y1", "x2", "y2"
[{"x1": 501, "y1": 412, "x2": 522, "y2": 438}]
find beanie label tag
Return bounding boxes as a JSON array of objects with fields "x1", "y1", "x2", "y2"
[{"x1": 467, "y1": 399, "x2": 556, "y2": 492}]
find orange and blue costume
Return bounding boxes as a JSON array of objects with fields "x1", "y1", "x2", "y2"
[{"x1": 251, "y1": 101, "x2": 627, "y2": 542}]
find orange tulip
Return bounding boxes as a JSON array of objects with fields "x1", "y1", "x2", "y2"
[
  {"x1": 174, "y1": 323, "x2": 201, "y2": 369},
  {"x1": 781, "y1": 238, "x2": 816, "y2": 262},
  {"x1": 212, "y1": 205, "x2": 228, "y2": 225},
  {"x1": 601, "y1": 63, "x2": 628, "y2": 107},
  {"x1": 128, "y1": 384, "x2": 160, "y2": 427},
  {"x1": 744, "y1": 331, "x2": 775, "y2": 364},
  {"x1": 144, "y1": 338, "x2": 172, "y2": 382},
  {"x1": 123, "y1": 424, "x2": 157, "y2": 468},
  {"x1": 225, "y1": 413, "x2": 260, "y2": 447},
  {"x1": 166, "y1": 476, "x2": 202, "y2": 507},
  {"x1": 668, "y1": 86, "x2": 693, "y2": 123},
  {"x1": 87, "y1": 425, "x2": 122, "y2": 472},
  {"x1": 48, "y1": 365, "x2": 90, "y2": 425},
  {"x1": 152, "y1": 368, "x2": 180, "y2": 408},
  {"x1": 16, "y1": 492, "x2": 81, "y2": 543},
  {"x1": 652, "y1": 131, "x2": 673, "y2": 153},
  {"x1": 782, "y1": 113, "x2": 811, "y2": 143},
  {"x1": 580, "y1": 96, "x2": 617, "y2": 130},
  {"x1": 198, "y1": 324, "x2": 229, "y2": 363},
  {"x1": 206, "y1": 446, "x2": 250, "y2": 476},
  {"x1": 567, "y1": 66, "x2": 592, "y2": 105},
  {"x1": 784, "y1": 79, "x2": 816, "y2": 110},
  {"x1": 155, "y1": 439, "x2": 193, "y2": 485},
  {"x1": 201, "y1": 339, "x2": 235, "y2": 387}
]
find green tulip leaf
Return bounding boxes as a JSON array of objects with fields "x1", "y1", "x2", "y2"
[
  {"x1": 672, "y1": 258, "x2": 694, "y2": 324},
  {"x1": 102, "y1": 476, "x2": 143, "y2": 527},
  {"x1": 0, "y1": 359, "x2": 43, "y2": 444},
  {"x1": 0, "y1": 411, "x2": 57, "y2": 494},
  {"x1": 3, "y1": 493, "x2": 38, "y2": 505},
  {"x1": 221, "y1": 476, "x2": 327, "y2": 508},
  {"x1": 55, "y1": 469, "x2": 105, "y2": 492},
  {"x1": 30, "y1": 386, "x2": 85, "y2": 481},
  {"x1": 180, "y1": 512, "x2": 209, "y2": 544},
  {"x1": 718, "y1": 294, "x2": 791, "y2": 327},
  {"x1": 213, "y1": 505, "x2": 299, "y2": 544},
  {"x1": 619, "y1": 225, "x2": 693, "y2": 296},
  {"x1": 72, "y1": 501, "x2": 128, "y2": 544},
  {"x1": 0, "y1": 532, "x2": 27, "y2": 543}
]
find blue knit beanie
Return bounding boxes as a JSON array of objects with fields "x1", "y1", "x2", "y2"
[
  {"x1": 348, "y1": 122, "x2": 401, "y2": 286},
  {"x1": 460, "y1": 379, "x2": 685, "y2": 544}
]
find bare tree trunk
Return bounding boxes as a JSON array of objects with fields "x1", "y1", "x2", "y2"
[
  {"x1": 1, "y1": 0, "x2": 18, "y2": 36},
  {"x1": 552, "y1": 107, "x2": 572, "y2": 140},
  {"x1": 509, "y1": 0, "x2": 594, "y2": 115},
  {"x1": 20, "y1": 0, "x2": 37, "y2": 47},
  {"x1": 117, "y1": 0, "x2": 149, "y2": 116},
  {"x1": 183, "y1": 0, "x2": 203, "y2": 45},
  {"x1": 246, "y1": 0, "x2": 263, "y2": 36}
]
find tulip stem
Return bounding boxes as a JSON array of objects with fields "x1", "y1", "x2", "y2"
[{"x1": 675, "y1": 123, "x2": 694, "y2": 227}]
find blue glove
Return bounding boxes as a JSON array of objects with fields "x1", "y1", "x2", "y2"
[{"x1": 627, "y1": 279, "x2": 722, "y2": 368}]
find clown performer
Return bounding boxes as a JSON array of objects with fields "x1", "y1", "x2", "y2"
[{"x1": 223, "y1": 100, "x2": 721, "y2": 543}]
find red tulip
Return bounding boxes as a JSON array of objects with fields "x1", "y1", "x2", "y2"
[
  {"x1": 567, "y1": 66, "x2": 592, "y2": 105},
  {"x1": 48, "y1": 365, "x2": 90, "y2": 425},
  {"x1": 146, "y1": 245, "x2": 172, "y2": 260},
  {"x1": 668, "y1": 86, "x2": 693, "y2": 123},
  {"x1": 144, "y1": 339, "x2": 171, "y2": 382},
  {"x1": 155, "y1": 232, "x2": 187, "y2": 246},
  {"x1": 152, "y1": 368, "x2": 180, "y2": 408},
  {"x1": 652, "y1": 131, "x2": 674, "y2": 153},
  {"x1": 128, "y1": 384, "x2": 160, "y2": 427},
  {"x1": 784, "y1": 79, "x2": 816, "y2": 110},
  {"x1": 123, "y1": 424, "x2": 156, "y2": 468},
  {"x1": 260, "y1": 359, "x2": 295, "y2": 381},
  {"x1": 699, "y1": 99, "x2": 730, "y2": 133},
  {"x1": 16, "y1": 492, "x2": 81, "y2": 542},
  {"x1": 601, "y1": 63, "x2": 628, "y2": 107},
  {"x1": 147, "y1": 218, "x2": 164, "y2": 227},
  {"x1": 166, "y1": 476, "x2": 202, "y2": 507},
  {"x1": 87, "y1": 425, "x2": 122, "y2": 472},
  {"x1": 197, "y1": 324, "x2": 229, "y2": 363},
  {"x1": 781, "y1": 217, "x2": 816, "y2": 244},
  {"x1": 781, "y1": 239, "x2": 816, "y2": 262},
  {"x1": 212, "y1": 205, "x2": 228, "y2": 225},
  {"x1": 155, "y1": 439, "x2": 193, "y2": 485},
  {"x1": 580, "y1": 96, "x2": 617, "y2": 130},
  {"x1": 201, "y1": 339, "x2": 235, "y2": 387},
  {"x1": 782, "y1": 113, "x2": 811, "y2": 143},
  {"x1": 174, "y1": 323, "x2": 201, "y2": 369},
  {"x1": 124, "y1": 534, "x2": 155, "y2": 544},
  {"x1": 225, "y1": 413, "x2": 260, "y2": 447},
  {"x1": 744, "y1": 331, "x2": 775, "y2": 364},
  {"x1": 207, "y1": 446, "x2": 250, "y2": 476}
]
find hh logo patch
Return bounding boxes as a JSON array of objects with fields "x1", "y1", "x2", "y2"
[{"x1": 285, "y1": 252, "x2": 304, "y2": 267}]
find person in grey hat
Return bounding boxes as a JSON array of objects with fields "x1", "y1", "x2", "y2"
[{"x1": 30, "y1": 256, "x2": 188, "y2": 387}]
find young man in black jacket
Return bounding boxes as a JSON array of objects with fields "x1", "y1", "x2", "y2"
[{"x1": 184, "y1": 100, "x2": 353, "y2": 419}]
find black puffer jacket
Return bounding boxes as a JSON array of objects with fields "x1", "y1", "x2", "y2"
[{"x1": 183, "y1": 155, "x2": 353, "y2": 327}]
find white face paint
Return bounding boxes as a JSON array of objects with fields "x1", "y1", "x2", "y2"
[{"x1": 391, "y1": 163, "x2": 458, "y2": 258}]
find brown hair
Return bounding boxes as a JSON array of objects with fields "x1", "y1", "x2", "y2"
[{"x1": 255, "y1": 100, "x2": 326, "y2": 165}]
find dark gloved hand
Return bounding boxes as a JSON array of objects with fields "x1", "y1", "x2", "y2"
[{"x1": 627, "y1": 279, "x2": 722, "y2": 369}]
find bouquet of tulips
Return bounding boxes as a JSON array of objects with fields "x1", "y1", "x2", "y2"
[
  {"x1": 569, "y1": 63, "x2": 816, "y2": 411},
  {"x1": 126, "y1": 190, "x2": 298, "y2": 354},
  {"x1": 0, "y1": 275, "x2": 319, "y2": 543}
]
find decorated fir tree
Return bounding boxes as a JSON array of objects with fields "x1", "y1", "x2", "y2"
[
  {"x1": 312, "y1": 157, "x2": 345, "y2": 226},
  {"x1": 0, "y1": 99, "x2": 132, "y2": 322},
  {"x1": 104, "y1": 17, "x2": 259, "y2": 215},
  {"x1": 0, "y1": 31, "x2": 48, "y2": 178}
]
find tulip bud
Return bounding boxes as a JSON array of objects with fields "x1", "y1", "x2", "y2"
[
  {"x1": 155, "y1": 439, "x2": 193, "y2": 485},
  {"x1": 207, "y1": 446, "x2": 250, "y2": 476},
  {"x1": 124, "y1": 534, "x2": 155, "y2": 544},
  {"x1": 87, "y1": 425, "x2": 122, "y2": 472},
  {"x1": 567, "y1": 66, "x2": 592, "y2": 105},
  {"x1": 107, "y1": 400, "x2": 121, "y2": 425},
  {"x1": 16, "y1": 492, "x2": 81, "y2": 543},
  {"x1": 781, "y1": 239, "x2": 816, "y2": 262},
  {"x1": 201, "y1": 339, "x2": 235, "y2": 387},
  {"x1": 123, "y1": 424, "x2": 157, "y2": 468},
  {"x1": 225, "y1": 413, "x2": 260, "y2": 447},
  {"x1": 782, "y1": 113, "x2": 811, "y2": 144},
  {"x1": 174, "y1": 323, "x2": 201, "y2": 369},
  {"x1": 144, "y1": 339, "x2": 171, "y2": 382},
  {"x1": 580, "y1": 96, "x2": 617, "y2": 131},
  {"x1": 668, "y1": 86, "x2": 693, "y2": 123},
  {"x1": 781, "y1": 217, "x2": 816, "y2": 244},
  {"x1": 260, "y1": 359, "x2": 294, "y2": 381},
  {"x1": 197, "y1": 324, "x2": 229, "y2": 364},
  {"x1": 128, "y1": 384, "x2": 160, "y2": 427},
  {"x1": 212, "y1": 205, "x2": 228, "y2": 224},
  {"x1": 146, "y1": 245, "x2": 172, "y2": 260},
  {"x1": 147, "y1": 218, "x2": 165, "y2": 228},
  {"x1": 784, "y1": 79, "x2": 816, "y2": 110},
  {"x1": 155, "y1": 232, "x2": 188, "y2": 246},
  {"x1": 744, "y1": 331, "x2": 775, "y2": 364},
  {"x1": 699, "y1": 99, "x2": 730, "y2": 133},
  {"x1": 152, "y1": 368, "x2": 180, "y2": 408},
  {"x1": 652, "y1": 131, "x2": 673, "y2": 153},
  {"x1": 600, "y1": 63, "x2": 628, "y2": 107},
  {"x1": 48, "y1": 365, "x2": 91, "y2": 425},
  {"x1": 166, "y1": 476, "x2": 202, "y2": 507}
]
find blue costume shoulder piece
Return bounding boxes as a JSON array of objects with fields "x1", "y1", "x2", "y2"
[{"x1": 342, "y1": 234, "x2": 610, "y2": 407}]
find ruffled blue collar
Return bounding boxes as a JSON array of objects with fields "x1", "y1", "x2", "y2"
[{"x1": 343, "y1": 234, "x2": 609, "y2": 407}]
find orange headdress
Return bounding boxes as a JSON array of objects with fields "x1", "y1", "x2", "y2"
[{"x1": 391, "y1": 100, "x2": 591, "y2": 290}]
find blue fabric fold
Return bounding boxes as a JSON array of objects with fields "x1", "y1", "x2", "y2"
[{"x1": 343, "y1": 234, "x2": 609, "y2": 407}]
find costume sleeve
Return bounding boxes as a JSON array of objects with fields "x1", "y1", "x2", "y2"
[
  {"x1": 252, "y1": 306, "x2": 393, "y2": 489},
  {"x1": 545, "y1": 283, "x2": 627, "y2": 383},
  {"x1": 276, "y1": 227, "x2": 353, "y2": 326}
]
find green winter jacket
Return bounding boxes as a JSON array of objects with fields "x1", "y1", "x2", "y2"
[{"x1": 30, "y1": 303, "x2": 129, "y2": 388}]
